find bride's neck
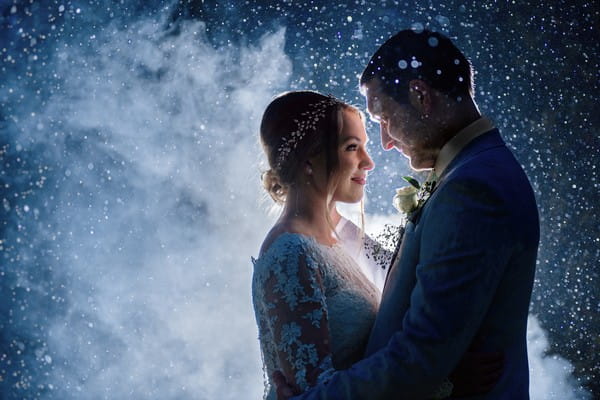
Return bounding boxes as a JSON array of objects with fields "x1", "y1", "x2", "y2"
[{"x1": 280, "y1": 186, "x2": 336, "y2": 244}]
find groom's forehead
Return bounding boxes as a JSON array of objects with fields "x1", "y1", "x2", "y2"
[
  {"x1": 366, "y1": 91, "x2": 383, "y2": 118},
  {"x1": 364, "y1": 80, "x2": 385, "y2": 116}
]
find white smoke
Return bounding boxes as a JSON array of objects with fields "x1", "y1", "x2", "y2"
[
  {"x1": 527, "y1": 315, "x2": 591, "y2": 399},
  {"x1": 15, "y1": 16, "x2": 290, "y2": 399}
]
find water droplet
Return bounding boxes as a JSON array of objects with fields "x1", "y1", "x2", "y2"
[
  {"x1": 398, "y1": 60, "x2": 408, "y2": 69},
  {"x1": 428, "y1": 37, "x2": 439, "y2": 47},
  {"x1": 411, "y1": 22, "x2": 424, "y2": 33},
  {"x1": 435, "y1": 15, "x2": 450, "y2": 27}
]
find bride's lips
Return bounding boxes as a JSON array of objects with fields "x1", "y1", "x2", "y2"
[{"x1": 351, "y1": 176, "x2": 367, "y2": 185}]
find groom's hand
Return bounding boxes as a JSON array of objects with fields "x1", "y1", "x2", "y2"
[{"x1": 272, "y1": 371, "x2": 298, "y2": 400}]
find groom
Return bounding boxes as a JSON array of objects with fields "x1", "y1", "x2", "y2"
[{"x1": 278, "y1": 29, "x2": 539, "y2": 399}]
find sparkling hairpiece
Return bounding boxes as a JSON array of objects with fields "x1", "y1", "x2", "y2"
[{"x1": 275, "y1": 95, "x2": 340, "y2": 170}]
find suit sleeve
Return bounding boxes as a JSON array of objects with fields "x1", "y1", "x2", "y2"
[{"x1": 291, "y1": 176, "x2": 513, "y2": 399}]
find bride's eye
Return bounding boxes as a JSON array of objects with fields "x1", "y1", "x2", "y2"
[{"x1": 345, "y1": 144, "x2": 358, "y2": 151}]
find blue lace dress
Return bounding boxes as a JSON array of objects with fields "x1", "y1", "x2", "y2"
[{"x1": 252, "y1": 233, "x2": 380, "y2": 400}]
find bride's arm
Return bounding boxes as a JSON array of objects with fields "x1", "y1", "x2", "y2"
[{"x1": 262, "y1": 248, "x2": 334, "y2": 391}]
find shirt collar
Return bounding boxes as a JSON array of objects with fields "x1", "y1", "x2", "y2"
[{"x1": 433, "y1": 116, "x2": 495, "y2": 176}]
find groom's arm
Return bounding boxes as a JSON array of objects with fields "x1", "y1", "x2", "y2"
[{"x1": 291, "y1": 176, "x2": 514, "y2": 400}]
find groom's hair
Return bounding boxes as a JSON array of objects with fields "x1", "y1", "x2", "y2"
[{"x1": 360, "y1": 29, "x2": 474, "y2": 104}]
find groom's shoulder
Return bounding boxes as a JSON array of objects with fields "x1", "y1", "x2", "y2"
[
  {"x1": 440, "y1": 138, "x2": 537, "y2": 217},
  {"x1": 439, "y1": 149, "x2": 532, "y2": 207},
  {"x1": 452, "y1": 131, "x2": 528, "y2": 181}
]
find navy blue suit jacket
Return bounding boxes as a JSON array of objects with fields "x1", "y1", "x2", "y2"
[{"x1": 293, "y1": 129, "x2": 539, "y2": 399}]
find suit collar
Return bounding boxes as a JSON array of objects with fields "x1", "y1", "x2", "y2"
[
  {"x1": 434, "y1": 117, "x2": 496, "y2": 176},
  {"x1": 437, "y1": 127, "x2": 504, "y2": 184}
]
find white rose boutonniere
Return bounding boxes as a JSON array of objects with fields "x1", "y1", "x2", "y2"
[
  {"x1": 393, "y1": 175, "x2": 437, "y2": 218},
  {"x1": 393, "y1": 185, "x2": 418, "y2": 214}
]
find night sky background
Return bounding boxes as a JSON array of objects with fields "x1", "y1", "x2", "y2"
[{"x1": 1, "y1": 0, "x2": 598, "y2": 399}]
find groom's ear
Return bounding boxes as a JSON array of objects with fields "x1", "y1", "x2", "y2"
[
  {"x1": 305, "y1": 161, "x2": 313, "y2": 175},
  {"x1": 408, "y1": 79, "x2": 432, "y2": 116}
]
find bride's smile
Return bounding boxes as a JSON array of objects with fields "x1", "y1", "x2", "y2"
[{"x1": 331, "y1": 109, "x2": 374, "y2": 204}]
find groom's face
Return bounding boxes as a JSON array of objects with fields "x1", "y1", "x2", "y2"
[{"x1": 363, "y1": 79, "x2": 436, "y2": 170}]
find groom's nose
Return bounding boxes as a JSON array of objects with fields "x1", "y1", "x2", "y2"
[{"x1": 380, "y1": 123, "x2": 395, "y2": 151}]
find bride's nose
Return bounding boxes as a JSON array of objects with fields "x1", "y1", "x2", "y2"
[{"x1": 360, "y1": 151, "x2": 375, "y2": 171}]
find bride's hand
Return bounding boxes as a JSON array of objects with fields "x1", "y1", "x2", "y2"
[
  {"x1": 449, "y1": 346, "x2": 504, "y2": 397},
  {"x1": 272, "y1": 371, "x2": 298, "y2": 400}
]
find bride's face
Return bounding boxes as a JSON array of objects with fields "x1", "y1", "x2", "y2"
[{"x1": 331, "y1": 109, "x2": 374, "y2": 203}]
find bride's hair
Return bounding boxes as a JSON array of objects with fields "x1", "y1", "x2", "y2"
[{"x1": 259, "y1": 90, "x2": 358, "y2": 204}]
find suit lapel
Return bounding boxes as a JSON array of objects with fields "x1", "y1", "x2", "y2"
[
  {"x1": 382, "y1": 129, "x2": 505, "y2": 293},
  {"x1": 383, "y1": 225, "x2": 405, "y2": 287}
]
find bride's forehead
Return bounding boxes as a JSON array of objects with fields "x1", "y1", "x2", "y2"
[{"x1": 339, "y1": 119, "x2": 369, "y2": 142}]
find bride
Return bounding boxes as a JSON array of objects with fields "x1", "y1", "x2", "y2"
[{"x1": 252, "y1": 91, "x2": 499, "y2": 399}]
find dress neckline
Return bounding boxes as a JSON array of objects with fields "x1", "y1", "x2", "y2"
[{"x1": 255, "y1": 232, "x2": 341, "y2": 261}]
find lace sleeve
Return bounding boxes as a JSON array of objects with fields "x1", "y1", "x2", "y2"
[{"x1": 259, "y1": 242, "x2": 334, "y2": 392}]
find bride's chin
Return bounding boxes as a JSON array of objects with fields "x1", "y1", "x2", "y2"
[{"x1": 340, "y1": 194, "x2": 364, "y2": 204}]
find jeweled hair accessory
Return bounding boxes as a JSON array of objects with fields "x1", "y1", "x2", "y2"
[{"x1": 275, "y1": 95, "x2": 340, "y2": 170}]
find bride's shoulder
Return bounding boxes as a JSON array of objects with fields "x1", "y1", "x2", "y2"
[
  {"x1": 252, "y1": 230, "x2": 317, "y2": 282},
  {"x1": 258, "y1": 229, "x2": 310, "y2": 260}
]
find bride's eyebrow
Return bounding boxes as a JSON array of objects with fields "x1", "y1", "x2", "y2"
[{"x1": 340, "y1": 135, "x2": 368, "y2": 144}]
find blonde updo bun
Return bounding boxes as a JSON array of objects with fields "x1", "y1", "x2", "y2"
[{"x1": 261, "y1": 169, "x2": 288, "y2": 204}]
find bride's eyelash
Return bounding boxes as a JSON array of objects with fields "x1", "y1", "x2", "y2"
[{"x1": 345, "y1": 144, "x2": 358, "y2": 151}]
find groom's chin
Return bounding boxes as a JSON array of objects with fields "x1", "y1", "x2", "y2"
[{"x1": 408, "y1": 160, "x2": 435, "y2": 172}]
